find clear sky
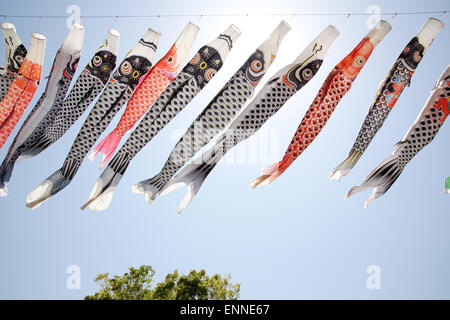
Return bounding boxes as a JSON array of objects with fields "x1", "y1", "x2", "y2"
[{"x1": 0, "y1": 0, "x2": 449, "y2": 299}]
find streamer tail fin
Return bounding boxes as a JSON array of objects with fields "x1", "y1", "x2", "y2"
[
  {"x1": 89, "y1": 131, "x2": 121, "y2": 169},
  {"x1": 80, "y1": 166, "x2": 123, "y2": 211},
  {"x1": 346, "y1": 154, "x2": 403, "y2": 208},
  {"x1": 0, "y1": 159, "x2": 15, "y2": 196},
  {"x1": 18, "y1": 134, "x2": 54, "y2": 160},
  {"x1": 328, "y1": 149, "x2": 362, "y2": 181},
  {"x1": 249, "y1": 157, "x2": 293, "y2": 189},
  {"x1": 131, "y1": 172, "x2": 166, "y2": 204},
  {"x1": 160, "y1": 162, "x2": 216, "y2": 213},
  {"x1": 26, "y1": 168, "x2": 73, "y2": 209}
]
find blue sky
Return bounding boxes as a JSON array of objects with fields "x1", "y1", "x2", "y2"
[{"x1": 0, "y1": 0, "x2": 449, "y2": 299}]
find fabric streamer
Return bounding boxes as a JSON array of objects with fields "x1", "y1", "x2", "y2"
[
  {"x1": 329, "y1": 18, "x2": 444, "y2": 181},
  {"x1": 0, "y1": 22, "x2": 27, "y2": 101},
  {"x1": 0, "y1": 33, "x2": 46, "y2": 149},
  {"x1": 148, "y1": 24, "x2": 340, "y2": 213},
  {"x1": 250, "y1": 20, "x2": 391, "y2": 189},
  {"x1": 26, "y1": 28, "x2": 161, "y2": 208},
  {"x1": 80, "y1": 25, "x2": 241, "y2": 211},
  {"x1": 347, "y1": 65, "x2": 449, "y2": 207},
  {"x1": 0, "y1": 28, "x2": 119, "y2": 196},
  {"x1": 90, "y1": 22, "x2": 199, "y2": 167},
  {"x1": 128, "y1": 21, "x2": 291, "y2": 208},
  {"x1": 446, "y1": 177, "x2": 450, "y2": 194}
]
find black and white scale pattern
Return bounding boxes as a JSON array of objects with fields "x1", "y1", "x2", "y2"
[
  {"x1": 24, "y1": 53, "x2": 154, "y2": 205},
  {"x1": 0, "y1": 72, "x2": 15, "y2": 101},
  {"x1": 329, "y1": 37, "x2": 426, "y2": 178},
  {"x1": 58, "y1": 55, "x2": 152, "y2": 177},
  {"x1": 80, "y1": 43, "x2": 233, "y2": 210},
  {"x1": 351, "y1": 37, "x2": 425, "y2": 153},
  {"x1": 0, "y1": 50, "x2": 116, "y2": 191},
  {"x1": 0, "y1": 49, "x2": 80, "y2": 191},
  {"x1": 203, "y1": 59, "x2": 323, "y2": 162},
  {"x1": 25, "y1": 50, "x2": 117, "y2": 156},
  {"x1": 105, "y1": 45, "x2": 224, "y2": 176},
  {"x1": 154, "y1": 58, "x2": 324, "y2": 205},
  {"x1": 395, "y1": 84, "x2": 448, "y2": 168},
  {"x1": 347, "y1": 67, "x2": 449, "y2": 203},
  {"x1": 144, "y1": 49, "x2": 270, "y2": 193}
]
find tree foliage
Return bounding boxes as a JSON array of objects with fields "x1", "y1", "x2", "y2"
[{"x1": 85, "y1": 265, "x2": 240, "y2": 300}]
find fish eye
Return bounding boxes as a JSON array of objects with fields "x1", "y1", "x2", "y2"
[
  {"x1": 352, "y1": 56, "x2": 366, "y2": 68},
  {"x1": 251, "y1": 60, "x2": 262, "y2": 72},
  {"x1": 93, "y1": 56, "x2": 102, "y2": 67},
  {"x1": 190, "y1": 53, "x2": 201, "y2": 65},
  {"x1": 120, "y1": 61, "x2": 132, "y2": 75},
  {"x1": 302, "y1": 68, "x2": 313, "y2": 80},
  {"x1": 205, "y1": 68, "x2": 216, "y2": 81}
]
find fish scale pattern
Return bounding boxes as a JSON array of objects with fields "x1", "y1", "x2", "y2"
[
  {"x1": 115, "y1": 66, "x2": 173, "y2": 137},
  {"x1": 46, "y1": 73, "x2": 103, "y2": 141},
  {"x1": 158, "y1": 71, "x2": 253, "y2": 183},
  {"x1": 397, "y1": 82, "x2": 449, "y2": 167},
  {"x1": 287, "y1": 67, "x2": 352, "y2": 159},
  {"x1": 8, "y1": 65, "x2": 76, "y2": 160},
  {"x1": 0, "y1": 60, "x2": 42, "y2": 148},
  {"x1": 110, "y1": 72, "x2": 196, "y2": 173},
  {"x1": 64, "y1": 81, "x2": 131, "y2": 167},
  {"x1": 346, "y1": 68, "x2": 449, "y2": 206},
  {"x1": 106, "y1": 44, "x2": 225, "y2": 175},
  {"x1": 0, "y1": 73, "x2": 15, "y2": 100}
]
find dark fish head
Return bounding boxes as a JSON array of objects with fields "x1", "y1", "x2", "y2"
[
  {"x1": 183, "y1": 45, "x2": 222, "y2": 89},
  {"x1": 241, "y1": 49, "x2": 265, "y2": 86},
  {"x1": 63, "y1": 56, "x2": 80, "y2": 79},
  {"x1": 398, "y1": 36, "x2": 425, "y2": 71},
  {"x1": 112, "y1": 54, "x2": 152, "y2": 89},
  {"x1": 86, "y1": 50, "x2": 117, "y2": 85},
  {"x1": 9, "y1": 44, "x2": 27, "y2": 73},
  {"x1": 285, "y1": 59, "x2": 323, "y2": 89}
]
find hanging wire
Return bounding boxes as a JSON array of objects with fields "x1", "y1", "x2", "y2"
[{"x1": 0, "y1": 10, "x2": 448, "y2": 19}]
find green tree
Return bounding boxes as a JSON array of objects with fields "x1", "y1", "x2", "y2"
[{"x1": 85, "y1": 265, "x2": 240, "y2": 300}]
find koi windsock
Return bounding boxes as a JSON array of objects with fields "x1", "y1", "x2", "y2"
[
  {"x1": 149, "y1": 25, "x2": 340, "y2": 213},
  {"x1": 26, "y1": 28, "x2": 160, "y2": 208},
  {"x1": 329, "y1": 18, "x2": 444, "y2": 181},
  {"x1": 90, "y1": 22, "x2": 199, "y2": 167},
  {"x1": 0, "y1": 28, "x2": 119, "y2": 196},
  {"x1": 88, "y1": 21, "x2": 291, "y2": 211},
  {"x1": 250, "y1": 20, "x2": 391, "y2": 189},
  {"x1": 347, "y1": 65, "x2": 450, "y2": 207},
  {"x1": 80, "y1": 25, "x2": 241, "y2": 211},
  {"x1": 0, "y1": 33, "x2": 46, "y2": 148},
  {"x1": 0, "y1": 22, "x2": 27, "y2": 101},
  {"x1": 445, "y1": 177, "x2": 450, "y2": 194}
]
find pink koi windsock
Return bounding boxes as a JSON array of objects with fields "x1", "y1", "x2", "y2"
[{"x1": 90, "y1": 22, "x2": 199, "y2": 167}]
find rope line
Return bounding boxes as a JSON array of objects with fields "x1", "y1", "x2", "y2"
[{"x1": 0, "y1": 10, "x2": 447, "y2": 20}]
